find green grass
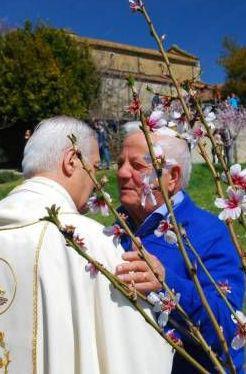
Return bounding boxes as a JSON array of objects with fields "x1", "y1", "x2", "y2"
[
  {"x1": 0, "y1": 180, "x2": 23, "y2": 200},
  {"x1": 187, "y1": 164, "x2": 245, "y2": 248},
  {"x1": 86, "y1": 169, "x2": 119, "y2": 226},
  {"x1": 0, "y1": 165, "x2": 245, "y2": 247},
  {"x1": 0, "y1": 171, "x2": 21, "y2": 184}
]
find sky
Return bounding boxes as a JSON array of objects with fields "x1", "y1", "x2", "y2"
[{"x1": 1, "y1": 0, "x2": 245, "y2": 84}]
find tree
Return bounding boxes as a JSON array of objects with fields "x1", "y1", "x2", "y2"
[
  {"x1": 0, "y1": 21, "x2": 100, "y2": 166},
  {"x1": 219, "y1": 37, "x2": 246, "y2": 104},
  {"x1": 0, "y1": 19, "x2": 12, "y2": 35}
]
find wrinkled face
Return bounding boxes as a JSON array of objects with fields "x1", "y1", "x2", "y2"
[{"x1": 117, "y1": 132, "x2": 171, "y2": 222}]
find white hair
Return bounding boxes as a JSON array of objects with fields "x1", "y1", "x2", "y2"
[
  {"x1": 123, "y1": 121, "x2": 192, "y2": 188},
  {"x1": 22, "y1": 116, "x2": 95, "y2": 178}
]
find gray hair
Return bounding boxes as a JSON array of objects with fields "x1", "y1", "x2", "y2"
[
  {"x1": 22, "y1": 116, "x2": 95, "y2": 178},
  {"x1": 123, "y1": 121, "x2": 192, "y2": 188}
]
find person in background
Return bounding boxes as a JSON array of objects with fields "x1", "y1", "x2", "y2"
[
  {"x1": 228, "y1": 93, "x2": 240, "y2": 110},
  {"x1": 151, "y1": 93, "x2": 162, "y2": 110},
  {"x1": 221, "y1": 126, "x2": 234, "y2": 165},
  {"x1": 95, "y1": 121, "x2": 111, "y2": 169},
  {"x1": 212, "y1": 129, "x2": 223, "y2": 164},
  {"x1": 24, "y1": 129, "x2": 31, "y2": 143}
]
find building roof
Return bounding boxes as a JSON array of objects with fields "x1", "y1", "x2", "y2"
[
  {"x1": 70, "y1": 34, "x2": 199, "y2": 64},
  {"x1": 167, "y1": 44, "x2": 198, "y2": 60}
]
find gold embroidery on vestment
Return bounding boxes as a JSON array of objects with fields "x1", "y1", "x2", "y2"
[
  {"x1": 0, "y1": 288, "x2": 7, "y2": 307},
  {"x1": 32, "y1": 222, "x2": 49, "y2": 374},
  {"x1": 0, "y1": 331, "x2": 10, "y2": 373},
  {"x1": 0, "y1": 258, "x2": 17, "y2": 316}
]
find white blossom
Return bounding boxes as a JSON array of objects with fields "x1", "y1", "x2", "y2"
[
  {"x1": 140, "y1": 174, "x2": 157, "y2": 207},
  {"x1": 154, "y1": 219, "x2": 177, "y2": 244},
  {"x1": 215, "y1": 187, "x2": 246, "y2": 220},
  {"x1": 87, "y1": 192, "x2": 111, "y2": 216},
  {"x1": 231, "y1": 311, "x2": 246, "y2": 350}
]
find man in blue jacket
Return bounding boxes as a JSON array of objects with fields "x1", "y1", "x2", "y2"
[{"x1": 115, "y1": 121, "x2": 244, "y2": 373}]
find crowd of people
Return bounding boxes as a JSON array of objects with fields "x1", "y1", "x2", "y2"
[
  {"x1": 212, "y1": 93, "x2": 241, "y2": 165},
  {"x1": 152, "y1": 91, "x2": 242, "y2": 166}
]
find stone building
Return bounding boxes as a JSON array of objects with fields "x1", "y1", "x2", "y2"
[
  {"x1": 73, "y1": 35, "x2": 245, "y2": 164},
  {"x1": 73, "y1": 35, "x2": 201, "y2": 120}
]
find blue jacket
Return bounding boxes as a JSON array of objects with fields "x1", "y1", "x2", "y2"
[{"x1": 119, "y1": 192, "x2": 244, "y2": 373}]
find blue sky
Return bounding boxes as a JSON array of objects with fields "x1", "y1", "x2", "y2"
[{"x1": 1, "y1": 0, "x2": 245, "y2": 83}]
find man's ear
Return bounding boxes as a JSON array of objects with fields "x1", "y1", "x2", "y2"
[
  {"x1": 167, "y1": 165, "x2": 182, "y2": 193},
  {"x1": 62, "y1": 148, "x2": 78, "y2": 177}
]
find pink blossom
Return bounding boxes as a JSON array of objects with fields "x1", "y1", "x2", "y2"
[
  {"x1": 87, "y1": 192, "x2": 111, "y2": 216},
  {"x1": 182, "y1": 126, "x2": 205, "y2": 149},
  {"x1": 61, "y1": 225, "x2": 86, "y2": 249},
  {"x1": 154, "y1": 219, "x2": 177, "y2": 245},
  {"x1": 126, "y1": 97, "x2": 141, "y2": 115},
  {"x1": 85, "y1": 262, "x2": 99, "y2": 278},
  {"x1": 192, "y1": 126, "x2": 205, "y2": 139},
  {"x1": 166, "y1": 329, "x2": 183, "y2": 347},
  {"x1": 158, "y1": 291, "x2": 180, "y2": 313},
  {"x1": 143, "y1": 144, "x2": 163, "y2": 164},
  {"x1": 147, "y1": 110, "x2": 167, "y2": 132},
  {"x1": 229, "y1": 164, "x2": 246, "y2": 191},
  {"x1": 161, "y1": 96, "x2": 172, "y2": 109},
  {"x1": 218, "y1": 280, "x2": 232, "y2": 295},
  {"x1": 147, "y1": 291, "x2": 180, "y2": 328},
  {"x1": 214, "y1": 187, "x2": 246, "y2": 220},
  {"x1": 141, "y1": 175, "x2": 157, "y2": 207},
  {"x1": 231, "y1": 311, "x2": 246, "y2": 350},
  {"x1": 103, "y1": 224, "x2": 125, "y2": 246},
  {"x1": 129, "y1": 0, "x2": 143, "y2": 12},
  {"x1": 73, "y1": 234, "x2": 85, "y2": 249}
]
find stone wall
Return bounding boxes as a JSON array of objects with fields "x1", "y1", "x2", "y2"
[
  {"x1": 74, "y1": 36, "x2": 200, "y2": 120},
  {"x1": 98, "y1": 76, "x2": 176, "y2": 120},
  {"x1": 191, "y1": 127, "x2": 246, "y2": 164}
]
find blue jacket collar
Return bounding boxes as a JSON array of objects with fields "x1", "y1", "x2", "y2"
[{"x1": 118, "y1": 190, "x2": 193, "y2": 236}]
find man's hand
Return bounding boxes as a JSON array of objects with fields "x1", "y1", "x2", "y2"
[{"x1": 115, "y1": 248, "x2": 165, "y2": 295}]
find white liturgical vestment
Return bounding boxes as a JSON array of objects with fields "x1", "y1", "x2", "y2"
[{"x1": 0, "y1": 177, "x2": 173, "y2": 374}]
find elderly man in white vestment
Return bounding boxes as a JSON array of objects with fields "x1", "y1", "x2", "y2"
[{"x1": 0, "y1": 116, "x2": 173, "y2": 374}]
